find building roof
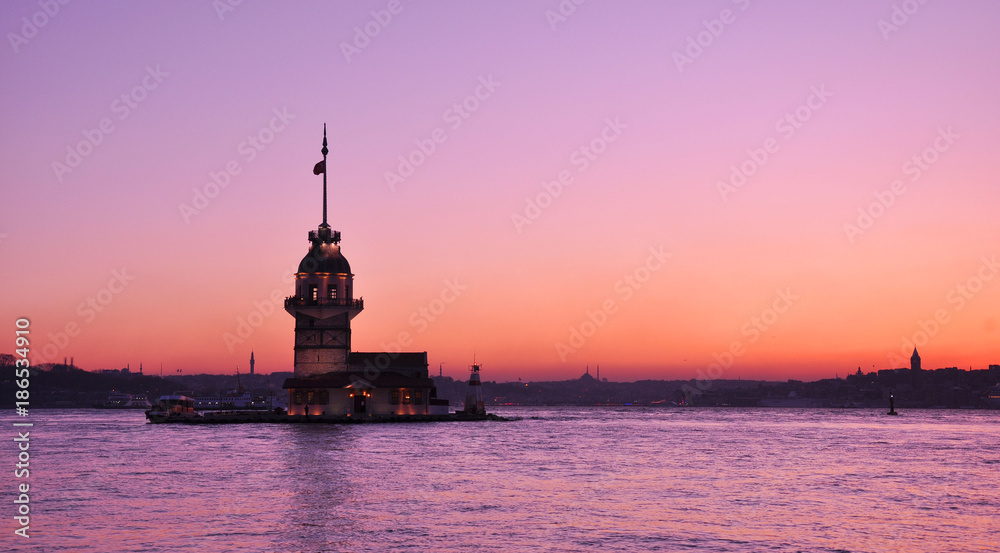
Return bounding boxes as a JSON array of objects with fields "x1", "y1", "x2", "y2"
[
  {"x1": 283, "y1": 370, "x2": 434, "y2": 389},
  {"x1": 349, "y1": 351, "x2": 428, "y2": 369}
]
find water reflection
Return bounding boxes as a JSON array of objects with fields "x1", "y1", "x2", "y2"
[{"x1": 278, "y1": 425, "x2": 355, "y2": 552}]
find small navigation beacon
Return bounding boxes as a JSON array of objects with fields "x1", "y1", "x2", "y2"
[{"x1": 464, "y1": 362, "x2": 485, "y2": 415}]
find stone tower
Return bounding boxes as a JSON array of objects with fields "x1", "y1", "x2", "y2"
[{"x1": 283, "y1": 125, "x2": 364, "y2": 378}]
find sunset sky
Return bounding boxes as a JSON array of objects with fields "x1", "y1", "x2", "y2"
[{"x1": 2, "y1": 1, "x2": 998, "y2": 381}]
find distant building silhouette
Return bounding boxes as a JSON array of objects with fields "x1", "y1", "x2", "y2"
[
  {"x1": 911, "y1": 348, "x2": 922, "y2": 372},
  {"x1": 249, "y1": 351, "x2": 254, "y2": 376}
]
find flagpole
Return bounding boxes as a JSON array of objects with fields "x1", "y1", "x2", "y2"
[{"x1": 321, "y1": 123, "x2": 328, "y2": 227}]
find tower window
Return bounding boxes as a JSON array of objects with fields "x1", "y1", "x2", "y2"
[
  {"x1": 328, "y1": 285, "x2": 337, "y2": 300},
  {"x1": 310, "y1": 285, "x2": 318, "y2": 302}
]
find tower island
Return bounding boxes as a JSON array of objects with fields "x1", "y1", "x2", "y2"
[{"x1": 146, "y1": 126, "x2": 498, "y2": 424}]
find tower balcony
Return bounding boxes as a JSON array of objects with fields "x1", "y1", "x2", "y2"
[{"x1": 285, "y1": 296, "x2": 363, "y2": 310}]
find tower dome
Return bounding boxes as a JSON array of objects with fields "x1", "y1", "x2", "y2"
[{"x1": 298, "y1": 236, "x2": 351, "y2": 274}]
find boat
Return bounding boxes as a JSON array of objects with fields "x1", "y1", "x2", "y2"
[
  {"x1": 650, "y1": 399, "x2": 681, "y2": 407},
  {"x1": 194, "y1": 389, "x2": 256, "y2": 410},
  {"x1": 192, "y1": 367, "x2": 284, "y2": 411},
  {"x1": 192, "y1": 392, "x2": 285, "y2": 411},
  {"x1": 984, "y1": 384, "x2": 1000, "y2": 409},
  {"x1": 96, "y1": 391, "x2": 152, "y2": 409},
  {"x1": 145, "y1": 394, "x2": 200, "y2": 423},
  {"x1": 193, "y1": 388, "x2": 285, "y2": 411}
]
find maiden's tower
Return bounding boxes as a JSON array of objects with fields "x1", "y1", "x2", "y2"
[{"x1": 281, "y1": 126, "x2": 450, "y2": 417}]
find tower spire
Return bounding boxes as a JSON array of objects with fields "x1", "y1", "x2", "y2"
[{"x1": 321, "y1": 123, "x2": 329, "y2": 228}]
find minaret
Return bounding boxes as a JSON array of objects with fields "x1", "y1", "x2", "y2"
[
  {"x1": 910, "y1": 348, "x2": 921, "y2": 372},
  {"x1": 284, "y1": 125, "x2": 363, "y2": 378},
  {"x1": 250, "y1": 351, "x2": 255, "y2": 376}
]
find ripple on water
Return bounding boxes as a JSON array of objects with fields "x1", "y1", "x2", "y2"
[{"x1": 5, "y1": 408, "x2": 1000, "y2": 553}]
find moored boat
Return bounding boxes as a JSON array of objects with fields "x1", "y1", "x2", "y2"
[
  {"x1": 192, "y1": 366, "x2": 285, "y2": 411},
  {"x1": 145, "y1": 394, "x2": 200, "y2": 423},
  {"x1": 984, "y1": 384, "x2": 1000, "y2": 409}
]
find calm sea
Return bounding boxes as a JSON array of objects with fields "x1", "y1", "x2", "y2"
[{"x1": 3, "y1": 407, "x2": 998, "y2": 552}]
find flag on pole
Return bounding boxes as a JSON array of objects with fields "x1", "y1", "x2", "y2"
[{"x1": 313, "y1": 160, "x2": 325, "y2": 175}]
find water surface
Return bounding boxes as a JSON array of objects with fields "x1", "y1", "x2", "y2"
[{"x1": 4, "y1": 407, "x2": 997, "y2": 552}]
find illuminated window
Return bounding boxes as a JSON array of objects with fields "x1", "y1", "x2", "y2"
[
  {"x1": 328, "y1": 285, "x2": 337, "y2": 300},
  {"x1": 402, "y1": 390, "x2": 411, "y2": 405},
  {"x1": 310, "y1": 285, "x2": 318, "y2": 302}
]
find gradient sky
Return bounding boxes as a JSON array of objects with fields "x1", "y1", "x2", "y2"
[{"x1": 2, "y1": 0, "x2": 999, "y2": 381}]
